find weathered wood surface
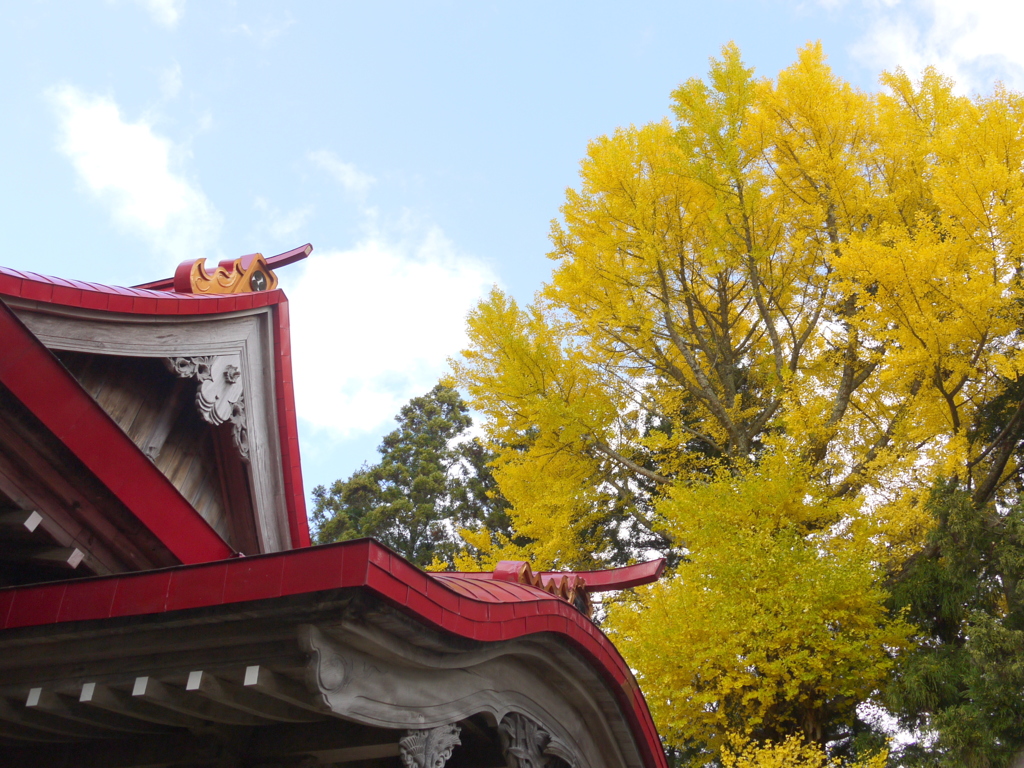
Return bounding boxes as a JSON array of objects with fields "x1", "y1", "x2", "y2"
[
  {"x1": 10, "y1": 303, "x2": 290, "y2": 553},
  {"x1": 55, "y1": 352, "x2": 235, "y2": 548},
  {"x1": 0, "y1": 385, "x2": 177, "y2": 582}
]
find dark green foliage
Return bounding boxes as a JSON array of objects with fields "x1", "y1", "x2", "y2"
[
  {"x1": 310, "y1": 385, "x2": 512, "y2": 567},
  {"x1": 884, "y1": 485, "x2": 1024, "y2": 767}
]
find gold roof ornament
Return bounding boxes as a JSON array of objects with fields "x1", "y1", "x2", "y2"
[{"x1": 173, "y1": 253, "x2": 279, "y2": 295}]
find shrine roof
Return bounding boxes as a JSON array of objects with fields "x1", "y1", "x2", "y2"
[
  {"x1": 0, "y1": 247, "x2": 312, "y2": 549},
  {"x1": 0, "y1": 245, "x2": 311, "y2": 316},
  {"x1": 0, "y1": 539, "x2": 668, "y2": 768}
]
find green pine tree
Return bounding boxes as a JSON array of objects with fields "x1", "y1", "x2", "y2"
[
  {"x1": 884, "y1": 484, "x2": 1024, "y2": 767},
  {"x1": 310, "y1": 384, "x2": 512, "y2": 567}
]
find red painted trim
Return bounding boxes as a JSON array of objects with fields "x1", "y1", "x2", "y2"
[
  {"x1": 0, "y1": 539, "x2": 667, "y2": 768},
  {"x1": 443, "y1": 558, "x2": 667, "y2": 592},
  {"x1": 0, "y1": 299, "x2": 235, "y2": 564},
  {"x1": 272, "y1": 297, "x2": 310, "y2": 547},
  {"x1": 172, "y1": 259, "x2": 195, "y2": 293},
  {"x1": 542, "y1": 559, "x2": 666, "y2": 591}
]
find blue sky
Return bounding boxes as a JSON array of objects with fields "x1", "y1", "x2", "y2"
[{"x1": 2, "y1": 0, "x2": 1022, "y2": 500}]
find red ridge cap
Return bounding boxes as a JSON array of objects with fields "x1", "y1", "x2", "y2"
[
  {"x1": 544, "y1": 559, "x2": 667, "y2": 592},
  {"x1": 134, "y1": 244, "x2": 312, "y2": 291}
]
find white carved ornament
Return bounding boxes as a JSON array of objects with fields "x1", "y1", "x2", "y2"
[
  {"x1": 166, "y1": 356, "x2": 249, "y2": 462},
  {"x1": 399, "y1": 724, "x2": 462, "y2": 768},
  {"x1": 500, "y1": 713, "x2": 555, "y2": 768},
  {"x1": 298, "y1": 625, "x2": 592, "y2": 768}
]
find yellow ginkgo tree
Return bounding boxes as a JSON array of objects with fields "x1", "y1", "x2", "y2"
[{"x1": 453, "y1": 43, "x2": 1024, "y2": 764}]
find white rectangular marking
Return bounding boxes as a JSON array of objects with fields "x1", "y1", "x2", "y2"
[{"x1": 244, "y1": 665, "x2": 259, "y2": 687}]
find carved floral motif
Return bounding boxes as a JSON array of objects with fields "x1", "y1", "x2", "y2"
[
  {"x1": 399, "y1": 724, "x2": 462, "y2": 768},
  {"x1": 166, "y1": 355, "x2": 249, "y2": 462},
  {"x1": 500, "y1": 714, "x2": 554, "y2": 768}
]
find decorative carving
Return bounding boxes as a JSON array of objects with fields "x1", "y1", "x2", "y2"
[
  {"x1": 298, "y1": 624, "x2": 593, "y2": 768},
  {"x1": 400, "y1": 724, "x2": 462, "y2": 768},
  {"x1": 493, "y1": 561, "x2": 592, "y2": 617},
  {"x1": 173, "y1": 252, "x2": 279, "y2": 295},
  {"x1": 500, "y1": 714, "x2": 554, "y2": 768},
  {"x1": 543, "y1": 737, "x2": 579, "y2": 768},
  {"x1": 166, "y1": 355, "x2": 249, "y2": 462}
]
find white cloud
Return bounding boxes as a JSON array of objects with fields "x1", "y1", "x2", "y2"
[
  {"x1": 288, "y1": 227, "x2": 496, "y2": 438},
  {"x1": 49, "y1": 85, "x2": 221, "y2": 263},
  {"x1": 254, "y1": 197, "x2": 314, "y2": 240},
  {"x1": 122, "y1": 0, "x2": 184, "y2": 28},
  {"x1": 233, "y1": 12, "x2": 296, "y2": 46},
  {"x1": 846, "y1": 0, "x2": 1024, "y2": 91},
  {"x1": 159, "y1": 62, "x2": 182, "y2": 100},
  {"x1": 308, "y1": 150, "x2": 376, "y2": 196}
]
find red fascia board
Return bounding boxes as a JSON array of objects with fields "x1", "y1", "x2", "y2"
[
  {"x1": 0, "y1": 299, "x2": 234, "y2": 564},
  {"x1": 0, "y1": 539, "x2": 667, "y2": 768},
  {"x1": 272, "y1": 298, "x2": 310, "y2": 547}
]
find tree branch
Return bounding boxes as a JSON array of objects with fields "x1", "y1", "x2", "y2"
[{"x1": 593, "y1": 440, "x2": 671, "y2": 485}]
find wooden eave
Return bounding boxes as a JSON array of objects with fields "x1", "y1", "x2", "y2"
[{"x1": 0, "y1": 539, "x2": 668, "y2": 768}]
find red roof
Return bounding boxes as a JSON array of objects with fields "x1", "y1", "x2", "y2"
[
  {"x1": 0, "y1": 539, "x2": 668, "y2": 768},
  {"x1": 0, "y1": 248, "x2": 311, "y2": 550}
]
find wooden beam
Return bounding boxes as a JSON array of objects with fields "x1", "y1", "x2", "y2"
[
  {"x1": 0, "y1": 696, "x2": 98, "y2": 739},
  {"x1": 30, "y1": 547, "x2": 85, "y2": 569},
  {"x1": 131, "y1": 675, "x2": 266, "y2": 726},
  {"x1": 185, "y1": 669, "x2": 321, "y2": 723},
  {"x1": 79, "y1": 681, "x2": 205, "y2": 730},
  {"x1": 244, "y1": 719, "x2": 404, "y2": 762},
  {"x1": 26, "y1": 687, "x2": 168, "y2": 734},
  {"x1": 0, "y1": 419, "x2": 147, "y2": 574},
  {"x1": 309, "y1": 744, "x2": 402, "y2": 764},
  {"x1": 0, "y1": 718, "x2": 402, "y2": 768},
  {"x1": 0, "y1": 509, "x2": 42, "y2": 534},
  {"x1": 0, "y1": 717, "x2": 74, "y2": 743},
  {"x1": 243, "y1": 664, "x2": 328, "y2": 713},
  {"x1": 0, "y1": 731, "x2": 225, "y2": 768}
]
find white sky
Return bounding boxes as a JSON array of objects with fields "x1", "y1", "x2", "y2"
[{"x1": 1, "y1": 0, "x2": 1021, "y2": 497}]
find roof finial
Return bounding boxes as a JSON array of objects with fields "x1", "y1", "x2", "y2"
[{"x1": 173, "y1": 253, "x2": 279, "y2": 294}]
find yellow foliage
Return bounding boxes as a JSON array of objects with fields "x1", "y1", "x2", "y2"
[
  {"x1": 606, "y1": 452, "x2": 913, "y2": 752},
  {"x1": 452, "y1": 41, "x2": 1024, "y2": 758},
  {"x1": 721, "y1": 734, "x2": 887, "y2": 768}
]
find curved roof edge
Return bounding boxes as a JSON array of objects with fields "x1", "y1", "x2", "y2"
[
  {"x1": 0, "y1": 538, "x2": 667, "y2": 768},
  {"x1": 0, "y1": 262, "x2": 310, "y2": 548},
  {"x1": 0, "y1": 265, "x2": 285, "y2": 315}
]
